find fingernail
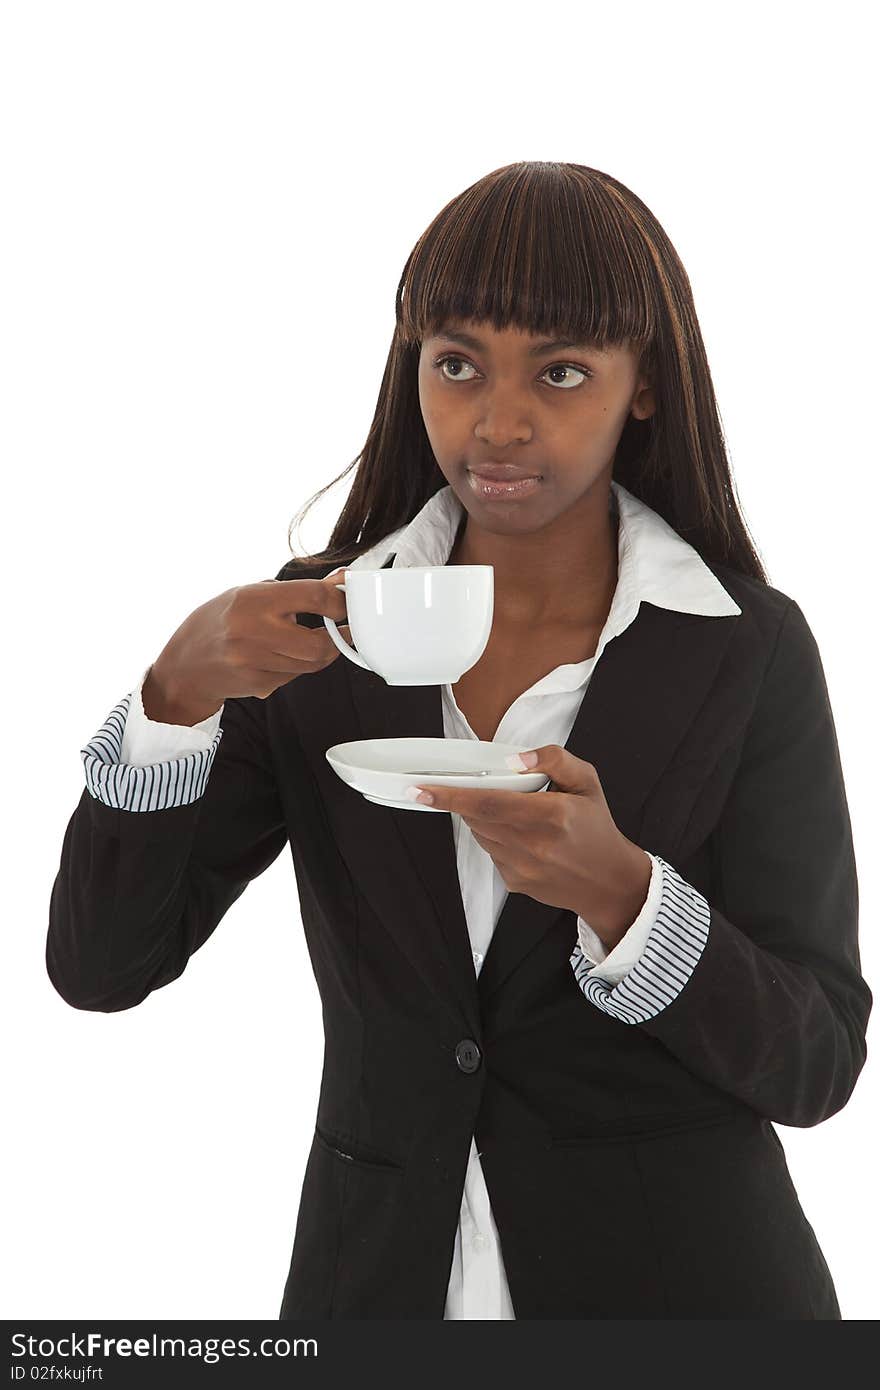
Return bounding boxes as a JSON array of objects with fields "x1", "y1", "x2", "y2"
[
  {"x1": 404, "y1": 786, "x2": 434, "y2": 804},
  {"x1": 505, "y1": 750, "x2": 538, "y2": 770}
]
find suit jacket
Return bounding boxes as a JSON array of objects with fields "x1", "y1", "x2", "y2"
[{"x1": 47, "y1": 552, "x2": 873, "y2": 1319}]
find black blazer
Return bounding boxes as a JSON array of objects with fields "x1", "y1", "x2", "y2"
[{"x1": 47, "y1": 553, "x2": 873, "y2": 1319}]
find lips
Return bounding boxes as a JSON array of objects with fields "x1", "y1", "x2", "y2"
[
  {"x1": 466, "y1": 472, "x2": 542, "y2": 501},
  {"x1": 468, "y1": 465, "x2": 542, "y2": 481}
]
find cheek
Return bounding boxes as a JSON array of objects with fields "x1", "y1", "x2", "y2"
[
  {"x1": 418, "y1": 389, "x2": 459, "y2": 444},
  {"x1": 418, "y1": 372, "x2": 446, "y2": 429}
]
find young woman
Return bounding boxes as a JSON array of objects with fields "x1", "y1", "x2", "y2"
[{"x1": 48, "y1": 160, "x2": 872, "y2": 1319}]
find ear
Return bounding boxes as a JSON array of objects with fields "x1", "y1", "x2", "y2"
[
  {"x1": 630, "y1": 345, "x2": 656, "y2": 421},
  {"x1": 631, "y1": 377, "x2": 656, "y2": 421}
]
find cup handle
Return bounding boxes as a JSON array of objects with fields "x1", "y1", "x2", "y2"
[{"x1": 323, "y1": 581, "x2": 373, "y2": 672}]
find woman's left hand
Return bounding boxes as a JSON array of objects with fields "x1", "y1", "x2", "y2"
[{"x1": 406, "y1": 744, "x2": 653, "y2": 949}]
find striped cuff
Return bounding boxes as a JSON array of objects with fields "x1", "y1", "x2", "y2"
[
  {"x1": 569, "y1": 855, "x2": 710, "y2": 1023},
  {"x1": 81, "y1": 692, "x2": 225, "y2": 812}
]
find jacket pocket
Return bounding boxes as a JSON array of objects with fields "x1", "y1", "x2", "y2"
[
  {"x1": 551, "y1": 1106, "x2": 749, "y2": 1148},
  {"x1": 313, "y1": 1123, "x2": 405, "y2": 1175}
]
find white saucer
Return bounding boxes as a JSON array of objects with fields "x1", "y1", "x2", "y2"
[{"x1": 325, "y1": 737, "x2": 550, "y2": 812}]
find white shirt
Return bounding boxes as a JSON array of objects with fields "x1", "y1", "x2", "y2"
[{"x1": 88, "y1": 478, "x2": 740, "y2": 1318}]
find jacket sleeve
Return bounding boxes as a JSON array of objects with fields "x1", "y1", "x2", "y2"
[
  {"x1": 46, "y1": 577, "x2": 292, "y2": 1014},
  {"x1": 572, "y1": 598, "x2": 872, "y2": 1128}
]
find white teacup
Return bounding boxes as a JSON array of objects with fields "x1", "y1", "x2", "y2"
[{"x1": 323, "y1": 565, "x2": 494, "y2": 686}]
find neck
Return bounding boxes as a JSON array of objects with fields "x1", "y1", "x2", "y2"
[{"x1": 447, "y1": 485, "x2": 619, "y2": 628}]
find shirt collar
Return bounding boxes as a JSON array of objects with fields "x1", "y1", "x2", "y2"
[
  {"x1": 347, "y1": 479, "x2": 741, "y2": 618},
  {"x1": 343, "y1": 480, "x2": 741, "y2": 695}
]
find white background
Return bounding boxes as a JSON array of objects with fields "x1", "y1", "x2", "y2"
[{"x1": 2, "y1": 0, "x2": 876, "y2": 1320}]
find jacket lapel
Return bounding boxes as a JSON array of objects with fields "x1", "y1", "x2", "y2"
[
  {"x1": 476, "y1": 601, "x2": 738, "y2": 1004},
  {"x1": 340, "y1": 572, "x2": 741, "y2": 1025}
]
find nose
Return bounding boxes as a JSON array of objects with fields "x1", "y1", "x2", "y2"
[
  {"x1": 472, "y1": 377, "x2": 534, "y2": 446},
  {"x1": 475, "y1": 412, "x2": 533, "y2": 448}
]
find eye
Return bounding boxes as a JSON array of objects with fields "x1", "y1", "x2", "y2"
[
  {"x1": 542, "y1": 363, "x2": 591, "y2": 389},
  {"x1": 434, "y1": 355, "x2": 478, "y2": 382},
  {"x1": 432, "y1": 354, "x2": 592, "y2": 389}
]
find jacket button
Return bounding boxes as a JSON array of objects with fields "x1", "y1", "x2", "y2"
[{"x1": 455, "y1": 1039, "x2": 482, "y2": 1074}]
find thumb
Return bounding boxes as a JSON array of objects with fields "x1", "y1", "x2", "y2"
[{"x1": 504, "y1": 744, "x2": 597, "y2": 795}]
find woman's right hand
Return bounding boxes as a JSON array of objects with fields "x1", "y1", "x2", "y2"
[{"x1": 142, "y1": 571, "x2": 352, "y2": 725}]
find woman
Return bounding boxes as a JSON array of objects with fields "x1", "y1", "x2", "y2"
[{"x1": 48, "y1": 161, "x2": 872, "y2": 1318}]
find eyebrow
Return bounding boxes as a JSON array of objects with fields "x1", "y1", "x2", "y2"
[{"x1": 429, "y1": 327, "x2": 607, "y2": 357}]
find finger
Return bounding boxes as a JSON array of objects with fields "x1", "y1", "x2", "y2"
[
  {"x1": 471, "y1": 837, "x2": 521, "y2": 882},
  {"x1": 413, "y1": 786, "x2": 531, "y2": 827},
  {"x1": 470, "y1": 827, "x2": 543, "y2": 873},
  {"x1": 273, "y1": 575, "x2": 349, "y2": 622},
  {"x1": 234, "y1": 629, "x2": 343, "y2": 672},
  {"x1": 470, "y1": 827, "x2": 509, "y2": 853}
]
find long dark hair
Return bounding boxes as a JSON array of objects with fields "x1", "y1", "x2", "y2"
[{"x1": 286, "y1": 160, "x2": 768, "y2": 584}]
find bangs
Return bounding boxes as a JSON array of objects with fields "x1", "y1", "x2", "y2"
[{"x1": 396, "y1": 161, "x2": 659, "y2": 355}]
